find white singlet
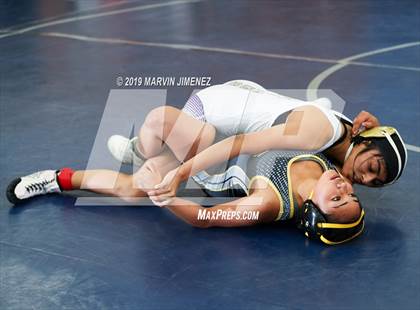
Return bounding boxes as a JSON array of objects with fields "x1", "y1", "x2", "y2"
[{"x1": 195, "y1": 80, "x2": 350, "y2": 152}]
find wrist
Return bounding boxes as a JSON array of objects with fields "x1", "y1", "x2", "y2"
[
  {"x1": 178, "y1": 163, "x2": 190, "y2": 180},
  {"x1": 165, "y1": 197, "x2": 187, "y2": 207},
  {"x1": 165, "y1": 197, "x2": 179, "y2": 207}
]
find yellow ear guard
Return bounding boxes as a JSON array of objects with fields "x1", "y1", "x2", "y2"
[{"x1": 297, "y1": 199, "x2": 365, "y2": 245}]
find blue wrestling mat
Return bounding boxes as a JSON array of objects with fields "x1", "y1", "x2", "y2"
[{"x1": 1, "y1": 1, "x2": 419, "y2": 309}]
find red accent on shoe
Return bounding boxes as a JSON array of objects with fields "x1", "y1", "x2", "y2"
[{"x1": 57, "y1": 168, "x2": 75, "y2": 191}]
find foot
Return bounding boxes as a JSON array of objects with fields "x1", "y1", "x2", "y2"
[
  {"x1": 6, "y1": 170, "x2": 61, "y2": 204},
  {"x1": 107, "y1": 135, "x2": 144, "y2": 166}
]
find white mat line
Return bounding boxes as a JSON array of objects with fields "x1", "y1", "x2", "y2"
[
  {"x1": 0, "y1": 0, "x2": 202, "y2": 40},
  {"x1": 306, "y1": 41, "x2": 420, "y2": 100},
  {"x1": 40, "y1": 32, "x2": 420, "y2": 153},
  {"x1": 406, "y1": 144, "x2": 420, "y2": 153},
  {"x1": 0, "y1": 0, "x2": 132, "y2": 33},
  {"x1": 41, "y1": 31, "x2": 420, "y2": 73},
  {"x1": 306, "y1": 42, "x2": 420, "y2": 153}
]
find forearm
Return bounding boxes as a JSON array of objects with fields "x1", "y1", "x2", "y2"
[
  {"x1": 178, "y1": 134, "x2": 244, "y2": 181},
  {"x1": 163, "y1": 195, "x2": 269, "y2": 228},
  {"x1": 164, "y1": 197, "x2": 209, "y2": 228},
  {"x1": 177, "y1": 110, "x2": 332, "y2": 181}
]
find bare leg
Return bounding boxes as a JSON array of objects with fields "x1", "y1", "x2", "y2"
[
  {"x1": 70, "y1": 149, "x2": 180, "y2": 202},
  {"x1": 132, "y1": 147, "x2": 180, "y2": 191},
  {"x1": 136, "y1": 106, "x2": 216, "y2": 162},
  {"x1": 71, "y1": 170, "x2": 143, "y2": 201}
]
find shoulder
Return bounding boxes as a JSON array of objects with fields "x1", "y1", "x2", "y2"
[
  {"x1": 294, "y1": 105, "x2": 332, "y2": 122},
  {"x1": 292, "y1": 105, "x2": 335, "y2": 143}
]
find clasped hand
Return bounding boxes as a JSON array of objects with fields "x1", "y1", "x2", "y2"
[{"x1": 147, "y1": 167, "x2": 182, "y2": 207}]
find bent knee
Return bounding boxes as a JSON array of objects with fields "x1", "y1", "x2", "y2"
[
  {"x1": 132, "y1": 161, "x2": 162, "y2": 190},
  {"x1": 145, "y1": 106, "x2": 180, "y2": 130},
  {"x1": 201, "y1": 124, "x2": 216, "y2": 145}
]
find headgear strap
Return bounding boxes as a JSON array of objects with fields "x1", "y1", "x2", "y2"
[
  {"x1": 297, "y1": 199, "x2": 365, "y2": 245},
  {"x1": 346, "y1": 126, "x2": 407, "y2": 184}
]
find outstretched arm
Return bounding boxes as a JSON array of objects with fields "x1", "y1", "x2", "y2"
[
  {"x1": 148, "y1": 106, "x2": 333, "y2": 197},
  {"x1": 152, "y1": 192, "x2": 279, "y2": 228},
  {"x1": 179, "y1": 106, "x2": 332, "y2": 179}
]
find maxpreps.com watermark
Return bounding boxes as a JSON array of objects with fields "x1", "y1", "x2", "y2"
[{"x1": 197, "y1": 209, "x2": 260, "y2": 221}]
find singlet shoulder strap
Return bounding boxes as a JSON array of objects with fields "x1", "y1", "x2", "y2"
[
  {"x1": 288, "y1": 154, "x2": 329, "y2": 171},
  {"x1": 328, "y1": 118, "x2": 351, "y2": 149}
]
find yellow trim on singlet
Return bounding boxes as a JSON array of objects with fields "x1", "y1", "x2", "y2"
[
  {"x1": 286, "y1": 154, "x2": 329, "y2": 219},
  {"x1": 248, "y1": 176, "x2": 284, "y2": 221}
]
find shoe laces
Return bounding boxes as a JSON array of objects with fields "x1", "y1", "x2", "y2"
[{"x1": 25, "y1": 178, "x2": 55, "y2": 193}]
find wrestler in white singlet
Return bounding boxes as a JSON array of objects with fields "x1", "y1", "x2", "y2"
[{"x1": 185, "y1": 80, "x2": 350, "y2": 152}]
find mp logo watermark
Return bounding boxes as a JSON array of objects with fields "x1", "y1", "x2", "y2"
[{"x1": 74, "y1": 87, "x2": 345, "y2": 207}]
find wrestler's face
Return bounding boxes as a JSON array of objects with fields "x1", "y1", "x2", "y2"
[
  {"x1": 341, "y1": 144, "x2": 387, "y2": 187},
  {"x1": 312, "y1": 170, "x2": 361, "y2": 223}
]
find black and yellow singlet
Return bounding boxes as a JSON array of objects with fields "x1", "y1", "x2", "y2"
[
  {"x1": 247, "y1": 151, "x2": 335, "y2": 221},
  {"x1": 193, "y1": 151, "x2": 335, "y2": 222}
]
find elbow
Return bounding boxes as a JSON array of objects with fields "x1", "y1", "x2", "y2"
[
  {"x1": 188, "y1": 211, "x2": 212, "y2": 228},
  {"x1": 189, "y1": 218, "x2": 211, "y2": 228},
  {"x1": 232, "y1": 134, "x2": 245, "y2": 147},
  {"x1": 236, "y1": 133, "x2": 245, "y2": 141}
]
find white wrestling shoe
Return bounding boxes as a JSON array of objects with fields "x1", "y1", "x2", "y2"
[
  {"x1": 6, "y1": 170, "x2": 61, "y2": 204},
  {"x1": 107, "y1": 135, "x2": 144, "y2": 166}
]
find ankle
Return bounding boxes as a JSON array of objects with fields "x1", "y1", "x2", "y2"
[{"x1": 57, "y1": 168, "x2": 75, "y2": 191}]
